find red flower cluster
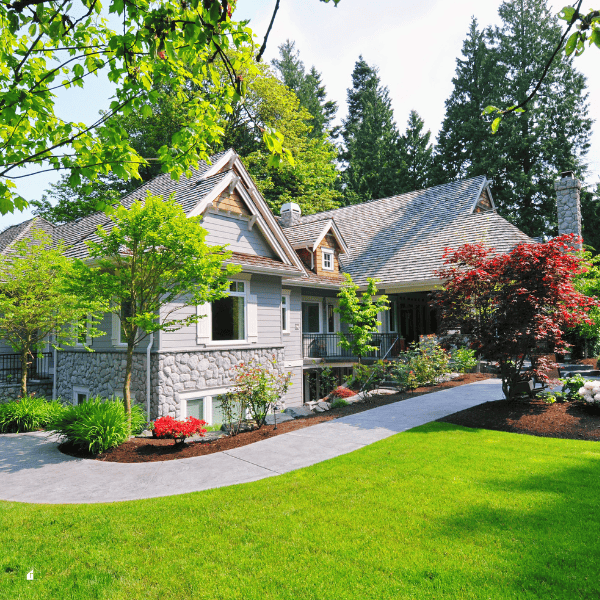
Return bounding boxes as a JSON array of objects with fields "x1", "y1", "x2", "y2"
[
  {"x1": 153, "y1": 416, "x2": 207, "y2": 444},
  {"x1": 329, "y1": 386, "x2": 356, "y2": 399}
]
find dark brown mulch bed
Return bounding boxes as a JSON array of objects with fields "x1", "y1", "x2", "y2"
[
  {"x1": 58, "y1": 372, "x2": 492, "y2": 463},
  {"x1": 439, "y1": 398, "x2": 600, "y2": 441}
]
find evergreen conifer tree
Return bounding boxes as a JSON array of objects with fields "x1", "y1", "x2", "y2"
[
  {"x1": 434, "y1": 2, "x2": 591, "y2": 238},
  {"x1": 340, "y1": 56, "x2": 402, "y2": 204},
  {"x1": 272, "y1": 40, "x2": 338, "y2": 138},
  {"x1": 398, "y1": 110, "x2": 434, "y2": 192}
]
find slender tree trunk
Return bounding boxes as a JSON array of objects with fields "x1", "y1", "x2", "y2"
[
  {"x1": 123, "y1": 340, "x2": 134, "y2": 431},
  {"x1": 20, "y1": 347, "x2": 28, "y2": 398}
]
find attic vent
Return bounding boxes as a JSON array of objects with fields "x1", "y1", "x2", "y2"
[{"x1": 280, "y1": 202, "x2": 301, "y2": 228}]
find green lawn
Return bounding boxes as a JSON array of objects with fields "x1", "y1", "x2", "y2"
[{"x1": 2, "y1": 422, "x2": 600, "y2": 599}]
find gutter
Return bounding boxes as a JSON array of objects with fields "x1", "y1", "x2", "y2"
[{"x1": 146, "y1": 333, "x2": 154, "y2": 421}]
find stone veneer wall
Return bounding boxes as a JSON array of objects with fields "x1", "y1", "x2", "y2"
[
  {"x1": 54, "y1": 347, "x2": 285, "y2": 418},
  {"x1": 154, "y1": 347, "x2": 285, "y2": 419},
  {"x1": 55, "y1": 351, "x2": 147, "y2": 404},
  {"x1": 0, "y1": 380, "x2": 53, "y2": 401},
  {"x1": 555, "y1": 174, "x2": 582, "y2": 242}
]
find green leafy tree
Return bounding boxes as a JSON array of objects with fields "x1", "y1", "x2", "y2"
[
  {"x1": 0, "y1": 228, "x2": 106, "y2": 396},
  {"x1": 0, "y1": 0, "x2": 343, "y2": 215},
  {"x1": 340, "y1": 56, "x2": 402, "y2": 205},
  {"x1": 271, "y1": 40, "x2": 338, "y2": 138},
  {"x1": 397, "y1": 110, "x2": 434, "y2": 192},
  {"x1": 435, "y1": 2, "x2": 591, "y2": 238},
  {"x1": 69, "y1": 194, "x2": 239, "y2": 421},
  {"x1": 31, "y1": 173, "x2": 130, "y2": 224},
  {"x1": 220, "y1": 58, "x2": 341, "y2": 215},
  {"x1": 335, "y1": 274, "x2": 389, "y2": 362},
  {"x1": 39, "y1": 56, "x2": 341, "y2": 222}
]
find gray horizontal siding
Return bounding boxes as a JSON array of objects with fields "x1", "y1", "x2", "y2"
[
  {"x1": 203, "y1": 213, "x2": 275, "y2": 257},
  {"x1": 252, "y1": 274, "x2": 282, "y2": 347},
  {"x1": 283, "y1": 287, "x2": 302, "y2": 361},
  {"x1": 282, "y1": 366, "x2": 303, "y2": 408},
  {"x1": 159, "y1": 303, "x2": 197, "y2": 350}
]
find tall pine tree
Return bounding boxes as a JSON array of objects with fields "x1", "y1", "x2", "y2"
[
  {"x1": 434, "y1": 2, "x2": 591, "y2": 238},
  {"x1": 340, "y1": 56, "x2": 402, "y2": 204},
  {"x1": 398, "y1": 110, "x2": 434, "y2": 192},
  {"x1": 272, "y1": 40, "x2": 338, "y2": 138}
]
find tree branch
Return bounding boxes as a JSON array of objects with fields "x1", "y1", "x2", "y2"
[{"x1": 256, "y1": 0, "x2": 280, "y2": 62}]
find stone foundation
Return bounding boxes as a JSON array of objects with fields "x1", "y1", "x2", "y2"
[
  {"x1": 53, "y1": 347, "x2": 286, "y2": 419},
  {"x1": 55, "y1": 351, "x2": 147, "y2": 405},
  {"x1": 0, "y1": 380, "x2": 53, "y2": 401},
  {"x1": 154, "y1": 347, "x2": 285, "y2": 418}
]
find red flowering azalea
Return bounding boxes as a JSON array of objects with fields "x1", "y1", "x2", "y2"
[
  {"x1": 153, "y1": 416, "x2": 207, "y2": 444},
  {"x1": 330, "y1": 386, "x2": 356, "y2": 399}
]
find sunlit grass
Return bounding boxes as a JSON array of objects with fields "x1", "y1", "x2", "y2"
[{"x1": 1, "y1": 422, "x2": 600, "y2": 599}]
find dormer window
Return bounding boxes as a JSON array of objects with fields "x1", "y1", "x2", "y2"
[{"x1": 322, "y1": 250, "x2": 334, "y2": 271}]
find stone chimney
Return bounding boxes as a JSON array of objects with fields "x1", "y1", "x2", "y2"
[
  {"x1": 280, "y1": 202, "x2": 301, "y2": 228},
  {"x1": 554, "y1": 171, "x2": 582, "y2": 245}
]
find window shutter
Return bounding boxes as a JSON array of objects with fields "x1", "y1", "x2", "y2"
[
  {"x1": 248, "y1": 294, "x2": 258, "y2": 343},
  {"x1": 196, "y1": 303, "x2": 212, "y2": 344}
]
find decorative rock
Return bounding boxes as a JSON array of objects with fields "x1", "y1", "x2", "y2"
[
  {"x1": 316, "y1": 401, "x2": 331, "y2": 411},
  {"x1": 285, "y1": 405, "x2": 313, "y2": 418}
]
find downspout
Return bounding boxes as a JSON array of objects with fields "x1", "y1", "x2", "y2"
[
  {"x1": 146, "y1": 333, "x2": 154, "y2": 421},
  {"x1": 52, "y1": 339, "x2": 57, "y2": 401}
]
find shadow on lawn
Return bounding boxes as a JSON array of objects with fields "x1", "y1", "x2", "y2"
[{"x1": 411, "y1": 423, "x2": 600, "y2": 596}]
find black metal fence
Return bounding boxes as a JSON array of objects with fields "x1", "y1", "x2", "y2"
[
  {"x1": 0, "y1": 352, "x2": 53, "y2": 384},
  {"x1": 302, "y1": 333, "x2": 399, "y2": 360}
]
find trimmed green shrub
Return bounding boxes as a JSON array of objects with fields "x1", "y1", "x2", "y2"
[
  {"x1": 50, "y1": 397, "x2": 145, "y2": 454},
  {"x1": 0, "y1": 395, "x2": 65, "y2": 433},
  {"x1": 451, "y1": 347, "x2": 478, "y2": 373},
  {"x1": 330, "y1": 398, "x2": 349, "y2": 409}
]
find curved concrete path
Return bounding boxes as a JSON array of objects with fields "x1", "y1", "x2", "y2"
[{"x1": 0, "y1": 379, "x2": 503, "y2": 504}]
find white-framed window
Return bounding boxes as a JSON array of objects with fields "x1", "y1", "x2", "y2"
[
  {"x1": 197, "y1": 275, "x2": 257, "y2": 345},
  {"x1": 302, "y1": 301, "x2": 322, "y2": 333},
  {"x1": 282, "y1": 292, "x2": 291, "y2": 334},
  {"x1": 388, "y1": 301, "x2": 397, "y2": 332},
  {"x1": 72, "y1": 386, "x2": 89, "y2": 405},
  {"x1": 181, "y1": 387, "x2": 231, "y2": 426},
  {"x1": 322, "y1": 249, "x2": 334, "y2": 271},
  {"x1": 112, "y1": 300, "x2": 133, "y2": 347},
  {"x1": 212, "y1": 280, "x2": 247, "y2": 342},
  {"x1": 75, "y1": 314, "x2": 92, "y2": 347}
]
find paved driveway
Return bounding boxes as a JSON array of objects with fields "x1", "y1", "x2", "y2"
[{"x1": 0, "y1": 378, "x2": 504, "y2": 504}]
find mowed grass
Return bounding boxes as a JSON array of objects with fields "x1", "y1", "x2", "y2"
[{"x1": 2, "y1": 422, "x2": 600, "y2": 600}]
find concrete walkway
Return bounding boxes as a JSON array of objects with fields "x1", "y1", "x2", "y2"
[{"x1": 0, "y1": 379, "x2": 504, "y2": 504}]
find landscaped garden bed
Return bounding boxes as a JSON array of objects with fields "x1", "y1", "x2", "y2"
[
  {"x1": 59, "y1": 372, "x2": 492, "y2": 463},
  {"x1": 439, "y1": 396, "x2": 600, "y2": 441}
]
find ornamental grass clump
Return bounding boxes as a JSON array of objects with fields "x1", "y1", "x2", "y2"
[
  {"x1": 0, "y1": 395, "x2": 65, "y2": 433},
  {"x1": 50, "y1": 398, "x2": 145, "y2": 455},
  {"x1": 153, "y1": 416, "x2": 207, "y2": 445}
]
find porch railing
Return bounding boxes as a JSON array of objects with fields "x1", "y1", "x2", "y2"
[
  {"x1": 0, "y1": 352, "x2": 53, "y2": 384},
  {"x1": 302, "y1": 333, "x2": 400, "y2": 360}
]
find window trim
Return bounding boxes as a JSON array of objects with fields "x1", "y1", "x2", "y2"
[
  {"x1": 281, "y1": 293, "x2": 291, "y2": 334},
  {"x1": 72, "y1": 386, "x2": 89, "y2": 406},
  {"x1": 75, "y1": 314, "x2": 92, "y2": 347},
  {"x1": 210, "y1": 279, "x2": 248, "y2": 344},
  {"x1": 322, "y1": 249, "x2": 334, "y2": 271},
  {"x1": 302, "y1": 300, "x2": 323, "y2": 334},
  {"x1": 180, "y1": 387, "x2": 231, "y2": 425}
]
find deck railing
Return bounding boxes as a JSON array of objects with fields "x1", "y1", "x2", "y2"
[
  {"x1": 0, "y1": 352, "x2": 53, "y2": 384},
  {"x1": 302, "y1": 333, "x2": 399, "y2": 360}
]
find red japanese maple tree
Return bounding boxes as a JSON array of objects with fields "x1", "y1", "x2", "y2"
[{"x1": 434, "y1": 235, "x2": 597, "y2": 399}]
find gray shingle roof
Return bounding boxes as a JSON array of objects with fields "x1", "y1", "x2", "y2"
[
  {"x1": 287, "y1": 176, "x2": 533, "y2": 288},
  {"x1": 283, "y1": 220, "x2": 332, "y2": 249}
]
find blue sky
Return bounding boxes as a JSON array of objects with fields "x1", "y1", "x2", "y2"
[{"x1": 2, "y1": 0, "x2": 598, "y2": 228}]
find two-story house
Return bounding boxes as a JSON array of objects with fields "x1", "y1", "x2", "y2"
[{"x1": 3, "y1": 148, "x2": 565, "y2": 421}]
